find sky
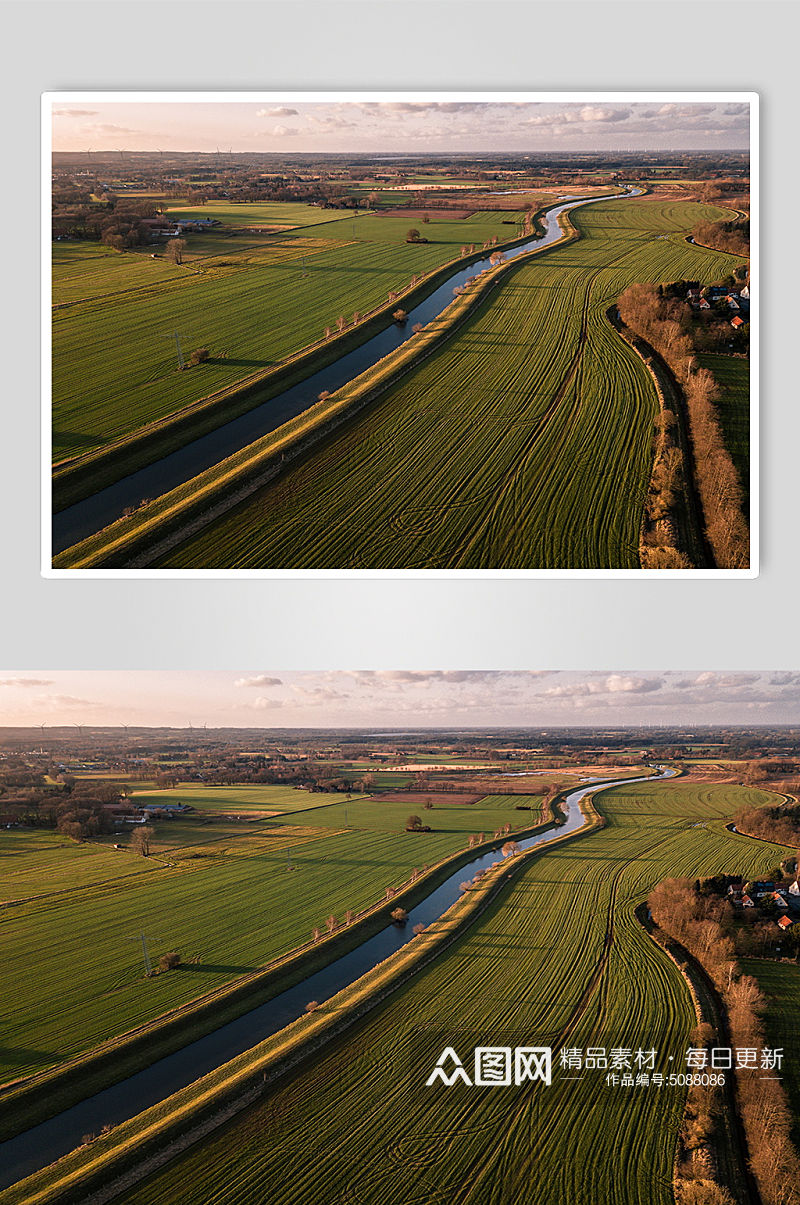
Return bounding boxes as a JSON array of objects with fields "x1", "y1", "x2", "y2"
[
  {"x1": 0, "y1": 671, "x2": 798, "y2": 728},
  {"x1": 50, "y1": 99, "x2": 751, "y2": 154}
]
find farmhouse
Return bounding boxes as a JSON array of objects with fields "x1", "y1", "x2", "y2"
[
  {"x1": 731, "y1": 316, "x2": 744, "y2": 329},
  {"x1": 778, "y1": 915, "x2": 794, "y2": 930}
]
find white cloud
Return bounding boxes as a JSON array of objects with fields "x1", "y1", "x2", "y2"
[
  {"x1": 247, "y1": 697, "x2": 285, "y2": 711},
  {"x1": 543, "y1": 675, "x2": 662, "y2": 700},
  {"x1": 234, "y1": 675, "x2": 283, "y2": 689},
  {"x1": 0, "y1": 678, "x2": 54, "y2": 688},
  {"x1": 256, "y1": 106, "x2": 298, "y2": 118}
]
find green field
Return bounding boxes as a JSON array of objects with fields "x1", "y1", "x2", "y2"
[
  {"x1": 163, "y1": 201, "x2": 361, "y2": 227},
  {"x1": 52, "y1": 207, "x2": 525, "y2": 462},
  {"x1": 0, "y1": 792, "x2": 547, "y2": 1083},
  {"x1": 742, "y1": 958, "x2": 800, "y2": 1144},
  {"x1": 157, "y1": 197, "x2": 744, "y2": 570},
  {"x1": 698, "y1": 352, "x2": 750, "y2": 514},
  {"x1": 128, "y1": 783, "x2": 364, "y2": 815},
  {"x1": 119, "y1": 781, "x2": 785, "y2": 1205}
]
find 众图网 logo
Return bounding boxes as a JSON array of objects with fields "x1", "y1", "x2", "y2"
[{"x1": 425, "y1": 1046, "x2": 552, "y2": 1087}]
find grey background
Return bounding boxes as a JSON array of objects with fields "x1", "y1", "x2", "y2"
[{"x1": 1, "y1": 0, "x2": 792, "y2": 671}]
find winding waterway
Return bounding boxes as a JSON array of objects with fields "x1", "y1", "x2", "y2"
[
  {"x1": 53, "y1": 189, "x2": 638, "y2": 555},
  {"x1": 0, "y1": 763, "x2": 667, "y2": 1190}
]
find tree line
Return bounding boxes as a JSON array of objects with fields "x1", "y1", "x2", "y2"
[
  {"x1": 650, "y1": 877, "x2": 800, "y2": 1205},
  {"x1": 618, "y1": 283, "x2": 749, "y2": 569}
]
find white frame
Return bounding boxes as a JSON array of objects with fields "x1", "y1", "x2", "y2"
[{"x1": 41, "y1": 90, "x2": 759, "y2": 578}]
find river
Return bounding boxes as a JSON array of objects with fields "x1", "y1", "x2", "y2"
[
  {"x1": 52, "y1": 189, "x2": 639, "y2": 555},
  {"x1": 0, "y1": 763, "x2": 667, "y2": 1190}
]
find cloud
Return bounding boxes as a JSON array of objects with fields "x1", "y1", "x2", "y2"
[
  {"x1": 524, "y1": 106, "x2": 630, "y2": 127},
  {"x1": 692, "y1": 672, "x2": 760, "y2": 688},
  {"x1": 290, "y1": 685, "x2": 350, "y2": 703},
  {"x1": 576, "y1": 105, "x2": 631, "y2": 124},
  {"x1": 770, "y1": 673, "x2": 800, "y2": 687},
  {"x1": 271, "y1": 125, "x2": 299, "y2": 138},
  {"x1": 256, "y1": 106, "x2": 298, "y2": 118},
  {"x1": 0, "y1": 678, "x2": 54, "y2": 688},
  {"x1": 37, "y1": 694, "x2": 98, "y2": 710},
  {"x1": 340, "y1": 670, "x2": 553, "y2": 690},
  {"x1": 306, "y1": 114, "x2": 357, "y2": 131},
  {"x1": 234, "y1": 675, "x2": 283, "y2": 689},
  {"x1": 81, "y1": 123, "x2": 142, "y2": 136},
  {"x1": 247, "y1": 697, "x2": 285, "y2": 711},
  {"x1": 543, "y1": 675, "x2": 663, "y2": 700},
  {"x1": 54, "y1": 108, "x2": 98, "y2": 118}
]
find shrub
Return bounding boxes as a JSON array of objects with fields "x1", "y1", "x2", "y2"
[
  {"x1": 158, "y1": 951, "x2": 181, "y2": 972},
  {"x1": 189, "y1": 347, "x2": 210, "y2": 366}
]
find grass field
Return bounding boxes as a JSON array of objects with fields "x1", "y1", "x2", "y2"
[
  {"x1": 162, "y1": 201, "x2": 361, "y2": 227},
  {"x1": 741, "y1": 958, "x2": 800, "y2": 1145},
  {"x1": 698, "y1": 352, "x2": 750, "y2": 515},
  {"x1": 0, "y1": 792, "x2": 548, "y2": 1083},
  {"x1": 118, "y1": 781, "x2": 785, "y2": 1205},
  {"x1": 157, "y1": 197, "x2": 744, "y2": 570},
  {"x1": 52, "y1": 207, "x2": 526, "y2": 462}
]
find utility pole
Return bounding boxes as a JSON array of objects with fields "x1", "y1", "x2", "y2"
[
  {"x1": 127, "y1": 932, "x2": 153, "y2": 976},
  {"x1": 161, "y1": 331, "x2": 185, "y2": 370}
]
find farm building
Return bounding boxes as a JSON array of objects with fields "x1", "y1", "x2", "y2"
[
  {"x1": 730, "y1": 316, "x2": 744, "y2": 329},
  {"x1": 778, "y1": 915, "x2": 794, "y2": 930}
]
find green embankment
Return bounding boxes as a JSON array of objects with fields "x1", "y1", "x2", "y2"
[{"x1": 154, "y1": 197, "x2": 743, "y2": 570}]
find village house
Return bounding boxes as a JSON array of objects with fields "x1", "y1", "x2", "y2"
[
  {"x1": 731, "y1": 316, "x2": 744, "y2": 330},
  {"x1": 778, "y1": 915, "x2": 794, "y2": 930}
]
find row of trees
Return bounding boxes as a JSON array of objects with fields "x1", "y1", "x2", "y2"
[
  {"x1": 734, "y1": 799, "x2": 800, "y2": 848},
  {"x1": 618, "y1": 283, "x2": 749, "y2": 569},
  {"x1": 650, "y1": 878, "x2": 800, "y2": 1205},
  {"x1": 693, "y1": 217, "x2": 749, "y2": 258}
]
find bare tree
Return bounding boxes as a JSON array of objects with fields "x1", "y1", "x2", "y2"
[
  {"x1": 165, "y1": 238, "x2": 186, "y2": 265},
  {"x1": 131, "y1": 825, "x2": 154, "y2": 857}
]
